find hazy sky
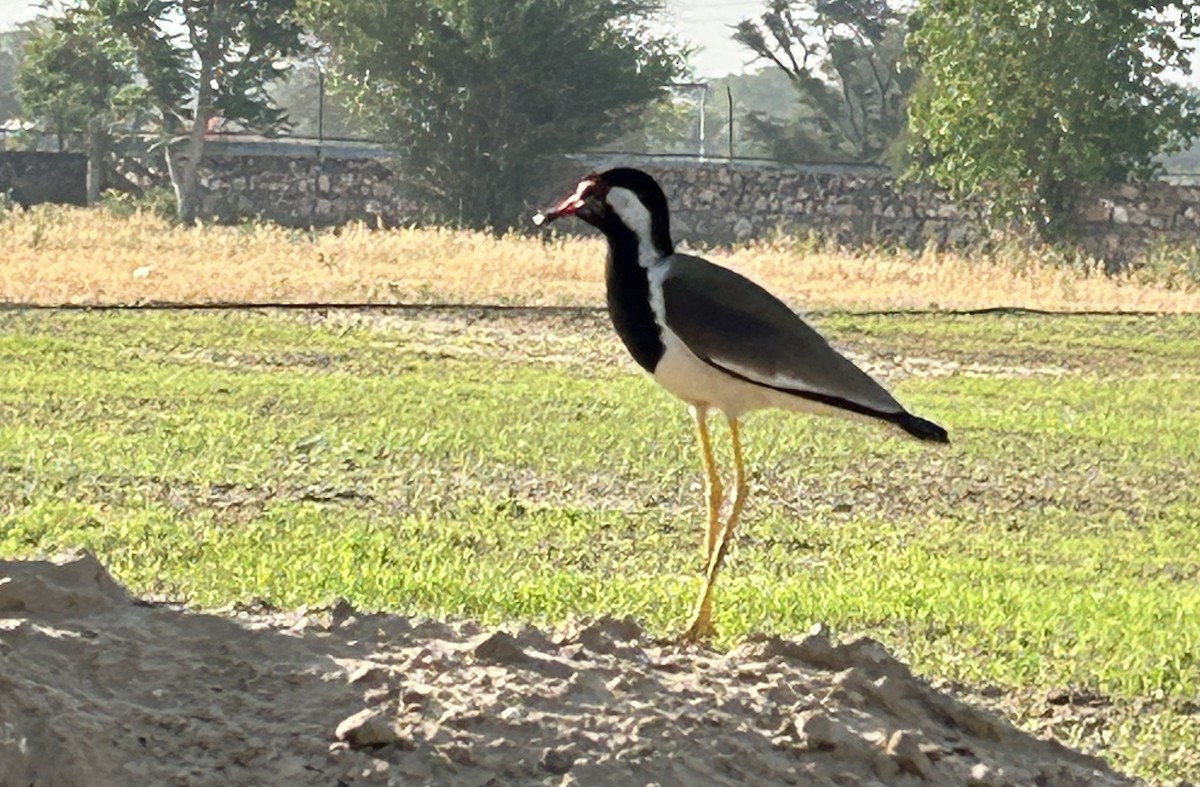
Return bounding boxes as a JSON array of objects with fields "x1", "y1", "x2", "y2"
[
  {"x1": 664, "y1": 0, "x2": 766, "y2": 77},
  {"x1": 4, "y1": 0, "x2": 1197, "y2": 86},
  {"x1": 0, "y1": 0, "x2": 766, "y2": 78}
]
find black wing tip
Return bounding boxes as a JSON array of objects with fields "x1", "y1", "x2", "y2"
[{"x1": 894, "y1": 412, "x2": 950, "y2": 444}]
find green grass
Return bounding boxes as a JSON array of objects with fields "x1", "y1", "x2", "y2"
[{"x1": 2, "y1": 309, "x2": 1199, "y2": 782}]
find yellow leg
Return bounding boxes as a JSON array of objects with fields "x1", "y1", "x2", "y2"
[
  {"x1": 683, "y1": 416, "x2": 749, "y2": 643},
  {"x1": 726, "y1": 417, "x2": 750, "y2": 539},
  {"x1": 692, "y1": 405, "x2": 724, "y2": 564}
]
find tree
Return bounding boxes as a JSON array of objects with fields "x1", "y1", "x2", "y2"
[
  {"x1": 907, "y1": 0, "x2": 1200, "y2": 236},
  {"x1": 600, "y1": 71, "x2": 814, "y2": 160},
  {"x1": 265, "y1": 61, "x2": 364, "y2": 140},
  {"x1": 733, "y1": 0, "x2": 912, "y2": 162},
  {"x1": 17, "y1": 12, "x2": 141, "y2": 203},
  {"x1": 599, "y1": 93, "x2": 698, "y2": 156},
  {"x1": 306, "y1": 0, "x2": 686, "y2": 230},
  {"x1": 76, "y1": 0, "x2": 306, "y2": 222},
  {"x1": 0, "y1": 27, "x2": 35, "y2": 129}
]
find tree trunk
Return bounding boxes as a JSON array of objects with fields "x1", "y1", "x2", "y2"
[
  {"x1": 176, "y1": 109, "x2": 211, "y2": 223},
  {"x1": 85, "y1": 115, "x2": 105, "y2": 206},
  {"x1": 174, "y1": 62, "x2": 214, "y2": 224}
]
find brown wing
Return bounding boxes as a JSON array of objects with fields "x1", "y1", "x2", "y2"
[{"x1": 660, "y1": 253, "x2": 904, "y2": 417}]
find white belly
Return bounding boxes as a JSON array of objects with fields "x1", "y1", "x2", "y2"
[{"x1": 651, "y1": 328, "x2": 773, "y2": 419}]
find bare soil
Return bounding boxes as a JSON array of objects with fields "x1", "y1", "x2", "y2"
[{"x1": 1, "y1": 553, "x2": 1134, "y2": 787}]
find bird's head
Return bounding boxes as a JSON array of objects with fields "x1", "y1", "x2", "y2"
[{"x1": 534, "y1": 168, "x2": 674, "y2": 258}]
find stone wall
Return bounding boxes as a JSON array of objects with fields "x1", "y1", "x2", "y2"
[
  {"x1": 0, "y1": 151, "x2": 86, "y2": 208},
  {"x1": 543, "y1": 160, "x2": 1200, "y2": 261},
  {"x1": 197, "y1": 152, "x2": 420, "y2": 227},
  {"x1": 14, "y1": 144, "x2": 1195, "y2": 262},
  {"x1": 582, "y1": 162, "x2": 984, "y2": 248},
  {"x1": 197, "y1": 152, "x2": 985, "y2": 247},
  {"x1": 195, "y1": 150, "x2": 1200, "y2": 260},
  {"x1": 1074, "y1": 181, "x2": 1200, "y2": 260}
]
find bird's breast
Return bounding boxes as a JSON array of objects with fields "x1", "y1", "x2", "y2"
[{"x1": 605, "y1": 251, "x2": 665, "y2": 373}]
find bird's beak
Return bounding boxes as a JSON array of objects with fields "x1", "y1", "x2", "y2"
[
  {"x1": 533, "y1": 180, "x2": 593, "y2": 227},
  {"x1": 532, "y1": 203, "x2": 572, "y2": 227}
]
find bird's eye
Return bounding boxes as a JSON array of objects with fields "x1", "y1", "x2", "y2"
[{"x1": 585, "y1": 179, "x2": 611, "y2": 202}]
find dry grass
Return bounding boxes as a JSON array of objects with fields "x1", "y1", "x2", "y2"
[{"x1": 3, "y1": 204, "x2": 1200, "y2": 311}]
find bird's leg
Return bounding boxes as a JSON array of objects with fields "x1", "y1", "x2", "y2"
[
  {"x1": 724, "y1": 416, "x2": 750, "y2": 543},
  {"x1": 691, "y1": 405, "x2": 724, "y2": 564},
  {"x1": 683, "y1": 417, "x2": 749, "y2": 643}
]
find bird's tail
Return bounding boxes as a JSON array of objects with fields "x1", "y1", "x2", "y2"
[{"x1": 892, "y1": 411, "x2": 949, "y2": 444}]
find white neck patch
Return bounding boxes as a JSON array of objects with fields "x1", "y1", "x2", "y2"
[{"x1": 606, "y1": 186, "x2": 664, "y2": 268}]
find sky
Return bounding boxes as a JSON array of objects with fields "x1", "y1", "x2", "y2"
[
  {"x1": 662, "y1": 0, "x2": 767, "y2": 77},
  {"x1": 0, "y1": 0, "x2": 767, "y2": 79},
  {"x1": 5, "y1": 0, "x2": 1194, "y2": 86}
]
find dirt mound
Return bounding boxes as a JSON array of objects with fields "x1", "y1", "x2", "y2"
[{"x1": 1, "y1": 553, "x2": 1132, "y2": 787}]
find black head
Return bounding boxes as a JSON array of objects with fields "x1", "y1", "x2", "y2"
[{"x1": 534, "y1": 167, "x2": 675, "y2": 257}]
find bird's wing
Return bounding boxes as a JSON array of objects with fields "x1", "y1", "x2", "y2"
[{"x1": 659, "y1": 253, "x2": 904, "y2": 417}]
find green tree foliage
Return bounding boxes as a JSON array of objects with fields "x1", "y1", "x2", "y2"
[
  {"x1": 266, "y1": 62, "x2": 364, "y2": 140},
  {"x1": 734, "y1": 0, "x2": 911, "y2": 162},
  {"x1": 17, "y1": 12, "x2": 141, "y2": 203},
  {"x1": 907, "y1": 0, "x2": 1200, "y2": 236},
  {"x1": 0, "y1": 28, "x2": 35, "y2": 129},
  {"x1": 306, "y1": 0, "x2": 686, "y2": 230},
  {"x1": 600, "y1": 93, "x2": 698, "y2": 156},
  {"x1": 602, "y1": 71, "x2": 811, "y2": 160},
  {"x1": 76, "y1": 0, "x2": 306, "y2": 221}
]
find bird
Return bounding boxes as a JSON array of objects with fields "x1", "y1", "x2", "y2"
[{"x1": 534, "y1": 167, "x2": 948, "y2": 642}]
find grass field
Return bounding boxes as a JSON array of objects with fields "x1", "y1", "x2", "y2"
[
  {"x1": 3, "y1": 204, "x2": 1200, "y2": 310},
  {"x1": 1, "y1": 306, "x2": 1198, "y2": 781},
  {"x1": 2, "y1": 208, "x2": 1200, "y2": 781}
]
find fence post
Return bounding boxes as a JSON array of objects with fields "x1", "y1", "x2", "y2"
[{"x1": 727, "y1": 85, "x2": 734, "y2": 161}]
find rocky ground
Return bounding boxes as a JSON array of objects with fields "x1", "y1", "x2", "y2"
[{"x1": 1, "y1": 553, "x2": 1135, "y2": 787}]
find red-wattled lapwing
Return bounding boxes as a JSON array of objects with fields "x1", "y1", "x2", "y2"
[{"x1": 534, "y1": 167, "x2": 948, "y2": 642}]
